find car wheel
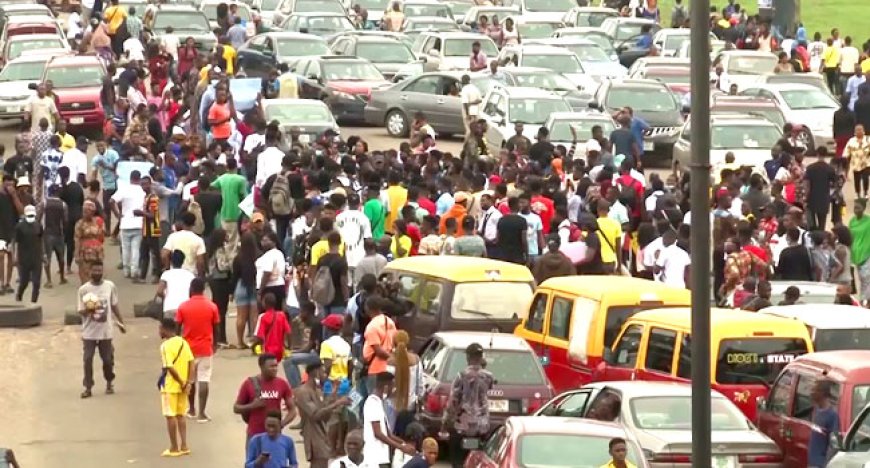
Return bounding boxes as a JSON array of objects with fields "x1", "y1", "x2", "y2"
[
  {"x1": 795, "y1": 128, "x2": 815, "y2": 155},
  {"x1": 385, "y1": 109, "x2": 409, "y2": 138},
  {"x1": 0, "y1": 304, "x2": 42, "y2": 328}
]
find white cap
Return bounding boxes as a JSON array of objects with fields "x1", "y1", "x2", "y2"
[{"x1": 23, "y1": 205, "x2": 36, "y2": 216}]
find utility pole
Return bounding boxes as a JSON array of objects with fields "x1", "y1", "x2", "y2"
[{"x1": 689, "y1": 0, "x2": 712, "y2": 464}]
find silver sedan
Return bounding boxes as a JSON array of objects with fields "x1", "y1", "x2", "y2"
[{"x1": 536, "y1": 381, "x2": 784, "y2": 468}]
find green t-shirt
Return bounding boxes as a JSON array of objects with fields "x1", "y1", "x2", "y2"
[
  {"x1": 364, "y1": 198, "x2": 387, "y2": 239},
  {"x1": 850, "y1": 215, "x2": 870, "y2": 266},
  {"x1": 211, "y1": 173, "x2": 248, "y2": 222}
]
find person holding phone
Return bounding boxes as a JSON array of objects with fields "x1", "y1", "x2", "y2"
[{"x1": 245, "y1": 411, "x2": 298, "y2": 468}]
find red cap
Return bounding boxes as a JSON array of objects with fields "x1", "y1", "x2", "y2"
[{"x1": 321, "y1": 313, "x2": 344, "y2": 331}]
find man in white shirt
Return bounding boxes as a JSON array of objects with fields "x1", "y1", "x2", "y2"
[
  {"x1": 363, "y1": 371, "x2": 414, "y2": 466},
  {"x1": 328, "y1": 430, "x2": 367, "y2": 468},
  {"x1": 459, "y1": 75, "x2": 481, "y2": 139},
  {"x1": 110, "y1": 171, "x2": 146, "y2": 280},
  {"x1": 158, "y1": 249, "x2": 195, "y2": 319},
  {"x1": 61, "y1": 136, "x2": 90, "y2": 185},
  {"x1": 67, "y1": 6, "x2": 84, "y2": 39},
  {"x1": 477, "y1": 193, "x2": 502, "y2": 256},
  {"x1": 840, "y1": 36, "x2": 861, "y2": 93},
  {"x1": 123, "y1": 37, "x2": 146, "y2": 62},
  {"x1": 160, "y1": 27, "x2": 181, "y2": 60},
  {"x1": 162, "y1": 211, "x2": 207, "y2": 276},
  {"x1": 336, "y1": 193, "x2": 372, "y2": 271},
  {"x1": 654, "y1": 230, "x2": 690, "y2": 288},
  {"x1": 255, "y1": 130, "x2": 285, "y2": 191},
  {"x1": 25, "y1": 84, "x2": 59, "y2": 132}
]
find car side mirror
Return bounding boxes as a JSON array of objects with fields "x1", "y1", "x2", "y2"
[
  {"x1": 308, "y1": 73, "x2": 318, "y2": 81},
  {"x1": 602, "y1": 348, "x2": 614, "y2": 364},
  {"x1": 427, "y1": 49, "x2": 440, "y2": 57},
  {"x1": 831, "y1": 432, "x2": 844, "y2": 452},
  {"x1": 756, "y1": 396, "x2": 767, "y2": 413},
  {"x1": 587, "y1": 100, "x2": 599, "y2": 110},
  {"x1": 681, "y1": 104, "x2": 690, "y2": 114},
  {"x1": 491, "y1": 114, "x2": 504, "y2": 125},
  {"x1": 28, "y1": 82, "x2": 38, "y2": 90}
]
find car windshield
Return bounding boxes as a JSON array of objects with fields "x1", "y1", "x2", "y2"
[
  {"x1": 404, "y1": 4, "x2": 451, "y2": 17},
  {"x1": 645, "y1": 72, "x2": 690, "y2": 85},
  {"x1": 450, "y1": 281, "x2": 533, "y2": 321},
  {"x1": 353, "y1": 0, "x2": 388, "y2": 10},
  {"x1": 300, "y1": 16, "x2": 352, "y2": 33},
  {"x1": 277, "y1": 38, "x2": 328, "y2": 56},
  {"x1": 606, "y1": 87, "x2": 677, "y2": 112},
  {"x1": 664, "y1": 34, "x2": 689, "y2": 51},
  {"x1": 444, "y1": 350, "x2": 544, "y2": 384},
  {"x1": 727, "y1": 55, "x2": 777, "y2": 75},
  {"x1": 203, "y1": 4, "x2": 251, "y2": 21},
  {"x1": 357, "y1": 42, "x2": 414, "y2": 63},
  {"x1": 517, "y1": 23, "x2": 557, "y2": 39},
  {"x1": 713, "y1": 106, "x2": 786, "y2": 128},
  {"x1": 509, "y1": 98, "x2": 572, "y2": 125},
  {"x1": 813, "y1": 329, "x2": 870, "y2": 352},
  {"x1": 153, "y1": 12, "x2": 211, "y2": 31},
  {"x1": 518, "y1": 434, "x2": 644, "y2": 468},
  {"x1": 8, "y1": 39, "x2": 63, "y2": 60},
  {"x1": 449, "y1": 1, "x2": 472, "y2": 17},
  {"x1": 550, "y1": 118, "x2": 615, "y2": 142},
  {"x1": 712, "y1": 124, "x2": 780, "y2": 149},
  {"x1": 523, "y1": 53, "x2": 583, "y2": 74},
  {"x1": 0, "y1": 59, "x2": 46, "y2": 82},
  {"x1": 766, "y1": 74, "x2": 826, "y2": 91},
  {"x1": 716, "y1": 338, "x2": 809, "y2": 385},
  {"x1": 444, "y1": 38, "x2": 498, "y2": 57},
  {"x1": 322, "y1": 61, "x2": 383, "y2": 80},
  {"x1": 259, "y1": 0, "x2": 282, "y2": 10},
  {"x1": 563, "y1": 43, "x2": 610, "y2": 62},
  {"x1": 781, "y1": 89, "x2": 838, "y2": 110},
  {"x1": 574, "y1": 32, "x2": 614, "y2": 52},
  {"x1": 576, "y1": 11, "x2": 613, "y2": 27},
  {"x1": 615, "y1": 23, "x2": 644, "y2": 41},
  {"x1": 265, "y1": 103, "x2": 331, "y2": 123},
  {"x1": 407, "y1": 20, "x2": 458, "y2": 31},
  {"x1": 853, "y1": 385, "x2": 870, "y2": 423},
  {"x1": 295, "y1": 0, "x2": 344, "y2": 13},
  {"x1": 630, "y1": 396, "x2": 751, "y2": 430},
  {"x1": 513, "y1": 72, "x2": 577, "y2": 92},
  {"x1": 44, "y1": 65, "x2": 103, "y2": 88},
  {"x1": 524, "y1": 0, "x2": 573, "y2": 12}
]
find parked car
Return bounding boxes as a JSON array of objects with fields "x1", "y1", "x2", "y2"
[
  {"x1": 38, "y1": 55, "x2": 107, "y2": 132},
  {"x1": 413, "y1": 31, "x2": 499, "y2": 72},
  {"x1": 364, "y1": 71, "x2": 492, "y2": 137},
  {"x1": 0, "y1": 15, "x2": 66, "y2": 54},
  {"x1": 496, "y1": 44, "x2": 596, "y2": 91},
  {"x1": 599, "y1": 16, "x2": 659, "y2": 42},
  {"x1": 418, "y1": 332, "x2": 554, "y2": 437},
  {"x1": 0, "y1": 4, "x2": 55, "y2": 34},
  {"x1": 560, "y1": 6, "x2": 618, "y2": 28},
  {"x1": 544, "y1": 111, "x2": 616, "y2": 149},
  {"x1": 628, "y1": 65, "x2": 692, "y2": 96},
  {"x1": 526, "y1": 37, "x2": 627, "y2": 80},
  {"x1": 401, "y1": 0, "x2": 453, "y2": 20},
  {"x1": 768, "y1": 281, "x2": 846, "y2": 305},
  {"x1": 458, "y1": 5, "x2": 519, "y2": 29},
  {"x1": 144, "y1": 5, "x2": 217, "y2": 54},
  {"x1": 329, "y1": 34, "x2": 423, "y2": 81},
  {"x1": 651, "y1": 28, "x2": 717, "y2": 57},
  {"x1": 514, "y1": 18, "x2": 564, "y2": 40},
  {"x1": 402, "y1": 16, "x2": 460, "y2": 41},
  {"x1": 536, "y1": 381, "x2": 784, "y2": 467},
  {"x1": 473, "y1": 67, "x2": 590, "y2": 111},
  {"x1": 626, "y1": 56, "x2": 690, "y2": 76},
  {"x1": 761, "y1": 305, "x2": 870, "y2": 351},
  {"x1": 551, "y1": 26, "x2": 617, "y2": 57},
  {"x1": 383, "y1": 256, "x2": 534, "y2": 351},
  {"x1": 0, "y1": 54, "x2": 54, "y2": 120},
  {"x1": 291, "y1": 55, "x2": 389, "y2": 121},
  {"x1": 200, "y1": 0, "x2": 255, "y2": 37},
  {"x1": 758, "y1": 351, "x2": 870, "y2": 467},
  {"x1": 672, "y1": 113, "x2": 782, "y2": 175},
  {"x1": 829, "y1": 400, "x2": 870, "y2": 467},
  {"x1": 464, "y1": 416, "x2": 649, "y2": 468},
  {"x1": 237, "y1": 32, "x2": 329, "y2": 78},
  {"x1": 713, "y1": 50, "x2": 778, "y2": 91},
  {"x1": 260, "y1": 98, "x2": 338, "y2": 142},
  {"x1": 752, "y1": 72, "x2": 830, "y2": 94},
  {"x1": 479, "y1": 85, "x2": 573, "y2": 153},
  {"x1": 1, "y1": 33, "x2": 68, "y2": 69},
  {"x1": 280, "y1": 12, "x2": 355, "y2": 37}
]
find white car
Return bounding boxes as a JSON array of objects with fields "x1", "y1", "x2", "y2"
[
  {"x1": 714, "y1": 50, "x2": 778, "y2": 92},
  {"x1": 497, "y1": 44, "x2": 597, "y2": 92},
  {"x1": 544, "y1": 110, "x2": 617, "y2": 151},
  {"x1": 199, "y1": 1, "x2": 255, "y2": 38},
  {"x1": 412, "y1": 31, "x2": 499, "y2": 72},
  {"x1": 260, "y1": 98, "x2": 338, "y2": 142},
  {"x1": 478, "y1": 85, "x2": 572, "y2": 154},
  {"x1": 740, "y1": 83, "x2": 839, "y2": 153},
  {"x1": 526, "y1": 37, "x2": 626, "y2": 80},
  {"x1": 673, "y1": 113, "x2": 781, "y2": 176},
  {"x1": 652, "y1": 28, "x2": 718, "y2": 57},
  {"x1": 458, "y1": 5, "x2": 519, "y2": 28},
  {"x1": 506, "y1": 0, "x2": 575, "y2": 22},
  {"x1": 0, "y1": 54, "x2": 53, "y2": 119}
]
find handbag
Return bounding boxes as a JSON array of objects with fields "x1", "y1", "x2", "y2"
[{"x1": 156, "y1": 341, "x2": 185, "y2": 390}]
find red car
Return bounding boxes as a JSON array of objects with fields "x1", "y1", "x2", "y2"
[
  {"x1": 417, "y1": 332, "x2": 554, "y2": 437},
  {"x1": 38, "y1": 55, "x2": 106, "y2": 132},
  {"x1": 757, "y1": 351, "x2": 870, "y2": 467},
  {"x1": 464, "y1": 416, "x2": 650, "y2": 468}
]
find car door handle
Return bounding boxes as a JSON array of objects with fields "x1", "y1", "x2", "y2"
[
  {"x1": 400, "y1": 95, "x2": 408, "y2": 101},
  {"x1": 436, "y1": 98, "x2": 445, "y2": 104}
]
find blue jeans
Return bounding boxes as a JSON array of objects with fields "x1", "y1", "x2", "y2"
[
  {"x1": 282, "y1": 351, "x2": 321, "y2": 388},
  {"x1": 120, "y1": 229, "x2": 142, "y2": 277}
]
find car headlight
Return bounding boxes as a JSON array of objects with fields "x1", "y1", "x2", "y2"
[{"x1": 332, "y1": 91, "x2": 355, "y2": 100}]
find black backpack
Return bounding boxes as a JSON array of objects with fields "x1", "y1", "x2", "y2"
[{"x1": 291, "y1": 230, "x2": 312, "y2": 266}]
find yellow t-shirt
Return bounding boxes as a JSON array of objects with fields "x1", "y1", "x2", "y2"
[
  {"x1": 310, "y1": 238, "x2": 346, "y2": 266},
  {"x1": 823, "y1": 45, "x2": 841, "y2": 69},
  {"x1": 222, "y1": 44, "x2": 237, "y2": 76},
  {"x1": 160, "y1": 336, "x2": 194, "y2": 394},
  {"x1": 57, "y1": 132, "x2": 75, "y2": 153},
  {"x1": 862, "y1": 57, "x2": 870, "y2": 74},
  {"x1": 391, "y1": 234, "x2": 412, "y2": 259},
  {"x1": 103, "y1": 5, "x2": 128, "y2": 34},
  {"x1": 596, "y1": 216, "x2": 622, "y2": 264},
  {"x1": 385, "y1": 185, "x2": 407, "y2": 231},
  {"x1": 320, "y1": 336, "x2": 351, "y2": 381}
]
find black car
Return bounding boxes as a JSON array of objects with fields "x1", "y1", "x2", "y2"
[
  {"x1": 236, "y1": 32, "x2": 329, "y2": 78},
  {"x1": 329, "y1": 34, "x2": 423, "y2": 81},
  {"x1": 588, "y1": 78, "x2": 683, "y2": 164},
  {"x1": 291, "y1": 55, "x2": 390, "y2": 121}
]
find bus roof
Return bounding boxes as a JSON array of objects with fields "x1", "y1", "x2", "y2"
[
  {"x1": 630, "y1": 307, "x2": 815, "y2": 336},
  {"x1": 384, "y1": 256, "x2": 533, "y2": 283},
  {"x1": 537, "y1": 276, "x2": 691, "y2": 303}
]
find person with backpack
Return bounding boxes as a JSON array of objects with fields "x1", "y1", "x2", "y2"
[
  {"x1": 261, "y1": 155, "x2": 295, "y2": 245},
  {"x1": 312, "y1": 231, "x2": 350, "y2": 315},
  {"x1": 235, "y1": 353, "x2": 297, "y2": 447},
  {"x1": 283, "y1": 302, "x2": 325, "y2": 388}
]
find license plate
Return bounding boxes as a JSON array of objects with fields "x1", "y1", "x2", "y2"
[
  {"x1": 488, "y1": 399, "x2": 509, "y2": 413},
  {"x1": 712, "y1": 456, "x2": 737, "y2": 468},
  {"x1": 461, "y1": 437, "x2": 481, "y2": 450},
  {"x1": 70, "y1": 117, "x2": 84, "y2": 124},
  {"x1": 643, "y1": 141, "x2": 655, "y2": 151}
]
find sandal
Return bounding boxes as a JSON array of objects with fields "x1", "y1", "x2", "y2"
[
  {"x1": 178, "y1": 449, "x2": 191, "y2": 456},
  {"x1": 161, "y1": 449, "x2": 182, "y2": 457}
]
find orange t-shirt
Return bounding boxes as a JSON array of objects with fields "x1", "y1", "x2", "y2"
[
  {"x1": 208, "y1": 101, "x2": 232, "y2": 139},
  {"x1": 363, "y1": 314, "x2": 396, "y2": 375},
  {"x1": 175, "y1": 295, "x2": 220, "y2": 357}
]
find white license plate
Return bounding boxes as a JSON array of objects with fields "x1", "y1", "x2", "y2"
[
  {"x1": 4, "y1": 107, "x2": 16, "y2": 113},
  {"x1": 643, "y1": 141, "x2": 655, "y2": 151},
  {"x1": 70, "y1": 117, "x2": 84, "y2": 124},
  {"x1": 488, "y1": 399, "x2": 509, "y2": 413},
  {"x1": 712, "y1": 456, "x2": 737, "y2": 468}
]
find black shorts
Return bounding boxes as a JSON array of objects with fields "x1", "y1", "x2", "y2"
[{"x1": 44, "y1": 234, "x2": 64, "y2": 261}]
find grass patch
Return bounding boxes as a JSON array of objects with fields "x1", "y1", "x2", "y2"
[{"x1": 654, "y1": 0, "x2": 867, "y2": 42}]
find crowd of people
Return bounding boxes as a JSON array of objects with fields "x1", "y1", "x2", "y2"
[{"x1": 0, "y1": 0, "x2": 869, "y2": 466}]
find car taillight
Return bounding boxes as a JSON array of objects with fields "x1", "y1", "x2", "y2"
[
  {"x1": 522, "y1": 397, "x2": 547, "y2": 414},
  {"x1": 739, "y1": 453, "x2": 783, "y2": 463},
  {"x1": 425, "y1": 391, "x2": 448, "y2": 414},
  {"x1": 651, "y1": 453, "x2": 692, "y2": 463}
]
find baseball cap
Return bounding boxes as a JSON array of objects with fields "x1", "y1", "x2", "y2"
[
  {"x1": 16, "y1": 177, "x2": 30, "y2": 188},
  {"x1": 251, "y1": 212, "x2": 265, "y2": 223},
  {"x1": 23, "y1": 205, "x2": 36, "y2": 217},
  {"x1": 454, "y1": 191, "x2": 469, "y2": 204},
  {"x1": 321, "y1": 313, "x2": 344, "y2": 331}
]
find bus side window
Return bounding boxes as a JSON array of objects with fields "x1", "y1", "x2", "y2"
[{"x1": 644, "y1": 327, "x2": 677, "y2": 374}]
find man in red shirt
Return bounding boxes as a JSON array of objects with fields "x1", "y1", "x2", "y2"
[
  {"x1": 254, "y1": 293, "x2": 291, "y2": 361},
  {"x1": 234, "y1": 354, "x2": 297, "y2": 444},
  {"x1": 529, "y1": 178, "x2": 554, "y2": 234},
  {"x1": 614, "y1": 160, "x2": 644, "y2": 224},
  {"x1": 175, "y1": 278, "x2": 220, "y2": 422}
]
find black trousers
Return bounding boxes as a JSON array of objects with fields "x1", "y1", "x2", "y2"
[
  {"x1": 275, "y1": 214, "x2": 291, "y2": 246},
  {"x1": 83, "y1": 339, "x2": 115, "y2": 389},
  {"x1": 449, "y1": 431, "x2": 473, "y2": 468},
  {"x1": 139, "y1": 236, "x2": 161, "y2": 280},
  {"x1": 209, "y1": 277, "x2": 231, "y2": 344},
  {"x1": 807, "y1": 206, "x2": 829, "y2": 231},
  {"x1": 16, "y1": 262, "x2": 41, "y2": 302},
  {"x1": 825, "y1": 67, "x2": 841, "y2": 95},
  {"x1": 65, "y1": 219, "x2": 79, "y2": 268},
  {"x1": 855, "y1": 169, "x2": 870, "y2": 195}
]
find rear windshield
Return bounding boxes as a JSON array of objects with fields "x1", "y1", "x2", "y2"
[
  {"x1": 716, "y1": 338, "x2": 809, "y2": 385},
  {"x1": 518, "y1": 434, "x2": 644, "y2": 468},
  {"x1": 451, "y1": 282, "x2": 533, "y2": 321},
  {"x1": 814, "y1": 329, "x2": 870, "y2": 352},
  {"x1": 443, "y1": 349, "x2": 545, "y2": 385}
]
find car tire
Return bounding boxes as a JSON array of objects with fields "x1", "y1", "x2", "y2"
[
  {"x1": 796, "y1": 128, "x2": 816, "y2": 156},
  {"x1": 385, "y1": 109, "x2": 409, "y2": 138},
  {"x1": 0, "y1": 304, "x2": 42, "y2": 328}
]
